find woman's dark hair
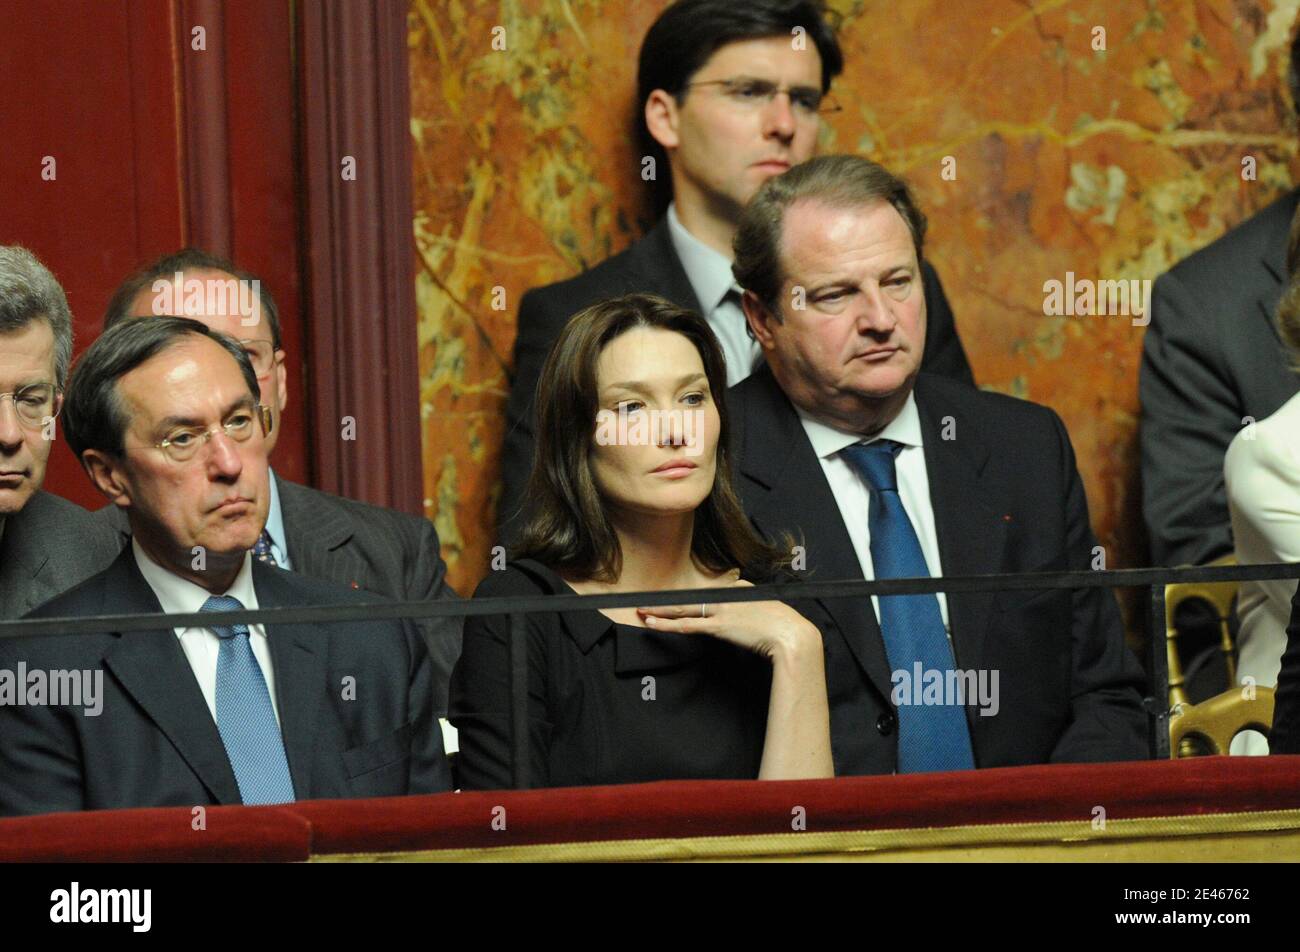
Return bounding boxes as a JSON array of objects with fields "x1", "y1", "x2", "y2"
[
  {"x1": 511, "y1": 292, "x2": 794, "y2": 582},
  {"x1": 636, "y1": 0, "x2": 844, "y2": 212}
]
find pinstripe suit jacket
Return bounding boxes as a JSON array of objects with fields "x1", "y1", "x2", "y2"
[{"x1": 0, "y1": 492, "x2": 123, "y2": 619}]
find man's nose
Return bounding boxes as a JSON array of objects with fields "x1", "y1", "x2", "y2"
[
  {"x1": 0, "y1": 399, "x2": 26, "y2": 450},
  {"x1": 205, "y1": 430, "x2": 245, "y2": 478},
  {"x1": 855, "y1": 285, "x2": 899, "y2": 335},
  {"x1": 762, "y1": 92, "x2": 797, "y2": 141}
]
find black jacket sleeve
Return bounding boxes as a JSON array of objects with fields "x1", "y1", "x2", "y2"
[
  {"x1": 1044, "y1": 410, "x2": 1151, "y2": 762},
  {"x1": 448, "y1": 568, "x2": 554, "y2": 790}
]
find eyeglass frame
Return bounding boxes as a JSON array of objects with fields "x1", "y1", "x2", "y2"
[
  {"x1": 680, "y1": 76, "x2": 842, "y2": 116},
  {"x1": 236, "y1": 337, "x2": 279, "y2": 378},
  {"x1": 0, "y1": 383, "x2": 63, "y2": 429},
  {"x1": 144, "y1": 403, "x2": 275, "y2": 463}
]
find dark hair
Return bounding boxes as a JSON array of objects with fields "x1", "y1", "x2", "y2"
[
  {"x1": 637, "y1": 0, "x2": 844, "y2": 209},
  {"x1": 63, "y1": 316, "x2": 260, "y2": 460},
  {"x1": 1278, "y1": 201, "x2": 1300, "y2": 366},
  {"x1": 0, "y1": 245, "x2": 74, "y2": 390},
  {"x1": 733, "y1": 154, "x2": 928, "y2": 313},
  {"x1": 102, "y1": 248, "x2": 282, "y2": 349},
  {"x1": 511, "y1": 292, "x2": 792, "y2": 582}
]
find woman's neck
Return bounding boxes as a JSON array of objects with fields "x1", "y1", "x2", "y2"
[{"x1": 608, "y1": 508, "x2": 701, "y2": 591}]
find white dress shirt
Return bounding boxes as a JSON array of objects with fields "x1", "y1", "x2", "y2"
[
  {"x1": 666, "y1": 203, "x2": 763, "y2": 387},
  {"x1": 795, "y1": 392, "x2": 950, "y2": 633},
  {"x1": 1225, "y1": 391, "x2": 1300, "y2": 755},
  {"x1": 132, "y1": 538, "x2": 282, "y2": 727}
]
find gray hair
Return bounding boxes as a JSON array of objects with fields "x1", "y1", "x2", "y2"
[
  {"x1": 0, "y1": 245, "x2": 74, "y2": 389},
  {"x1": 732, "y1": 154, "x2": 928, "y2": 314}
]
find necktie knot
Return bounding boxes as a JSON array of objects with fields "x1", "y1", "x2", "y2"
[
  {"x1": 252, "y1": 530, "x2": 279, "y2": 565},
  {"x1": 200, "y1": 595, "x2": 248, "y2": 640},
  {"x1": 841, "y1": 439, "x2": 903, "y2": 493}
]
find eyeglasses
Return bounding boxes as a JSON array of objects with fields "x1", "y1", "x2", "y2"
[
  {"x1": 147, "y1": 405, "x2": 273, "y2": 463},
  {"x1": 237, "y1": 339, "x2": 277, "y2": 377},
  {"x1": 682, "y1": 77, "x2": 841, "y2": 117},
  {"x1": 0, "y1": 384, "x2": 62, "y2": 429}
]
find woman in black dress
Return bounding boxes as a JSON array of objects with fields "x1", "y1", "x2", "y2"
[{"x1": 451, "y1": 293, "x2": 833, "y2": 789}]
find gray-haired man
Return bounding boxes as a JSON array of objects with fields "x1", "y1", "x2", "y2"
[{"x1": 0, "y1": 246, "x2": 121, "y2": 617}]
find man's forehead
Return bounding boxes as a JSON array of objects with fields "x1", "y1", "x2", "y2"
[
  {"x1": 698, "y1": 34, "x2": 823, "y2": 81},
  {"x1": 781, "y1": 199, "x2": 914, "y2": 267},
  {"x1": 119, "y1": 338, "x2": 249, "y2": 419}
]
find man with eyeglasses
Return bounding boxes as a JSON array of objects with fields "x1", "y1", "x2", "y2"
[
  {"x1": 99, "y1": 249, "x2": 462, "y2": 718},
  {"x1": 0, "y1": 245, "x2": 121, "y2": 617},
  {"x1": 0, "y1": 317, "x2": 450, "y2": 815},
  {"x1": 497, "y1": 0, "x2": 974, "y2": 541}
]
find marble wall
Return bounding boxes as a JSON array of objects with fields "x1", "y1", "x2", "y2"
[{"x1": 409, "y1": 0, "x2": 1300, "y2": 625}]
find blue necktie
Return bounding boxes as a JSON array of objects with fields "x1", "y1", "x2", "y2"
[
  {"x1": 199, "y1": 595, "x2": 296, "y2": 805},
  {"x1": 841, "y1": 440, "x2": 975, "y2": 773}
]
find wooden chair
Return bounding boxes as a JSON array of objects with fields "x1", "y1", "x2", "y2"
[{"x1": 1163, "y1": 555, "x2": 1275, "y2": 755}]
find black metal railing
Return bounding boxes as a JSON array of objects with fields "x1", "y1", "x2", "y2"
[{"x1": 4, "y1": 561, "x2": 1299, "y2": 788}]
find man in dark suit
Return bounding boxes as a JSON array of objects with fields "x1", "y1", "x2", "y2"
[
  {"x1": 1140, "y1": 25, "x2": 1300, "y2": 568},
  {"x1": 0, "y1": 245, "x2": 121, "y2": 617},
  {"x1": 0, "y1": 317, "x2": 449, "y2": 815},
  {"x1": 1140, "y1": 187, "x2": 1300, "y2": 567},
  {"x1": 99, "y1": 249, "x2": 461, "y2": 716},
  {"x1": 500, "y1": 0, "x2": 973, "y2": 540},
  {"x1": 729, "y1": 155, "x2": 1148, "y2": 774}
]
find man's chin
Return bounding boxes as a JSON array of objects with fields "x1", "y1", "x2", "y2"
[{"x1": 0, "y1": 483, "x2": 35, "y2": 517}]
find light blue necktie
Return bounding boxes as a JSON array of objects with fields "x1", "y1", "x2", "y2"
[
  {"x1": 841, "y1": 439, "x2": 976, "y2": 773},
  {"x1": 199, "y1": 595, "x2": 296, "y2": 805}
]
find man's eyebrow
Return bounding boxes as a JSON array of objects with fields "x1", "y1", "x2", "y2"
[
  {"x1": 153, "y1": 395, "x2": 255, "y2": 432},
  {"x1": 603, "y1": 372, "x2": 708, "y2": 394}
]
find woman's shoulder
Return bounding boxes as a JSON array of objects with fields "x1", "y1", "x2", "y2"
[{"x1": 471, "y1": 558, "x2": 568, "y2": 599}]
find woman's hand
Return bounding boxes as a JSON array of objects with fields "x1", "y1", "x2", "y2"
[{"x1": 636, "y1": 580, "x2": 822, "y2": 664}]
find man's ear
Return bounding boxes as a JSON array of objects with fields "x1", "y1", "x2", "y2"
[
  {"x1": 741, "y1": 290, "x2": 779, "y2": 349},
  {"x1": 644, "y1": 89, "x2": 681, "y2": 152},
  {"x1": 274, "y1": 350, "x2": 288, "y2": 415},
  {"x1": 82, "y1": 449, "x2": 133, "y2": 509}
]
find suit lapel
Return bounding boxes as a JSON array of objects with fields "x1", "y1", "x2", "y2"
[
  {"x1": 914, "y1": 378, "x2": 1008, "y2": 674},
  {"x1": 97, "y1": 551, "x2": 243, "y2": 804},
  {"x1": 276, "y1": 475, "x2": 355, "y2": 583},
  {"x1": 1256, "y1": 197, "x2": 1292, "y2": 343},
  {"x1": 253, "y1": 562, "x2": 326, "y2": 799},
  {"x1": 624, "y1": 217, "x2": 704, "y2": 314},
  {"x1": 735, "y1": 366, "x2": 895, "y2": 702}
]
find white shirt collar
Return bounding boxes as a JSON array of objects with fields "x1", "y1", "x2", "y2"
[
  {"x1": 666, "y1": 202, "x2": 741, "y2": 313},
  {"x1": 793, "y1": 389, "x2": 925, "y2": 460},
  {"x1": 263, "y1": 467, "x2": 288, "y2": 562},
  {"x1": 132, "y1": 537, "x2": 259, "y2": 625}
]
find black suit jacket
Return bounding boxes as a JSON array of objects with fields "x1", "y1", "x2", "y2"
[
  {"x1": 728, "y1": 365, "x2": 1149, "y2": 774},
  {"x1": 498, "y1": 217, "x2": 976, "y2": 540},
  {"x1": 0, "y1": 548, "x2": 450, "y2": 816},
  {"x1": 0, "y1": 492, "x2": 122, "y2": 619},
  {"x1": 97, "y1": 471, "x2": 463, "y2": 715},
  {"x1": 1140, "y1": 188, "x2": 1300, "y2": 567}
]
